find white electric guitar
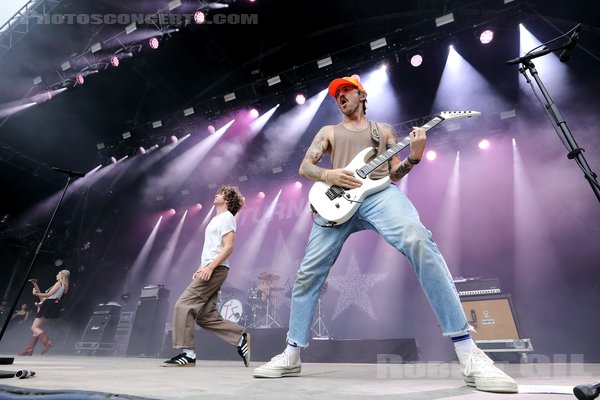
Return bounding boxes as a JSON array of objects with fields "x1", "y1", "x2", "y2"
[{"x1": 308, "y1": 110, "x2": 481, "y2": 225}]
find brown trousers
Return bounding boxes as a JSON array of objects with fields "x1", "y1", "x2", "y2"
[{"x1": 172, "y1": 266, "x2": 244, "y2": 349}]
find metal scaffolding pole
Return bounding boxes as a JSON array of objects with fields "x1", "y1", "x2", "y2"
[{"x1": 0, "y1": 0, "x2": 62, "y2": 58}]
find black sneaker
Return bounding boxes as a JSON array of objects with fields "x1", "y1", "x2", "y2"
[
  {"x1": 237, "y1": 333, "x2": 251, "y2": 367},
  {"x1": 162, "y1": 353, "x2": 196, "y2": 367}
]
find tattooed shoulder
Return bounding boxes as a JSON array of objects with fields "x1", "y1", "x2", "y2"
[{"x1": 304, "y1": 126, "x2": 329, "y2": 162}]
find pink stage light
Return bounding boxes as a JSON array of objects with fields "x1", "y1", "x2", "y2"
[
  {"x1": 295, "y1": 94, "x2": 306, "y2": 105},
  {"x1": 249, "y1": 108, "x2": 259, "y2": 119},
  {"x1": 478, "y1": 139, "x2": 491, "y2": 150},
  {"x1": 258, "y1": 191, "x2": 265, "y2": 199},
  {"x1": 168, "y1": 208, "x2": 176, "y2": 215},
  {"x1": 138, "y1": 147, "x2": 146, "y2": 154},
  {"x1": 294, "y1": 181, "x2": 302, "y2": 189},
  {"x1": 33, "y1": 91, "x2": 53, "y2": 103},
  {"x1": 208, "y1": 125, "x2": 216, "y2": 134},
  {"x1": 410, "y1": 53, "x2": 423, "y2": 67},
  {"x1": 193, "y1": 10, "x2": 205, "y2": 24},
  {"x1": 110, "y1": 56, "x2": 120, "y2": 67},
  {"x1": 110, "y1": 157, "x2": 117, "y2": 164},
  {"x1": 479, "y1": 29, "x2": 494, "y2": 44},
  {"x1": 170, "y1": 135, "x2": 179, "y2": 144},
  {"x1": 149, "y1": 37, "x2": 159, "y2": 49},
  {"x1": 425, "y1": 150, "x2": 437, "y2": 161},
  {"x1": 75, "y1": 74, "x2": 84, "y2": 85},
  {"x1": 196, "y1": 203, "x2": 203, "y2": 210}
]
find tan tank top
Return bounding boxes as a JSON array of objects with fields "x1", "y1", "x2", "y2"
[{"x1": 330, "y1": 121, "x2": 390, "y2": 180}]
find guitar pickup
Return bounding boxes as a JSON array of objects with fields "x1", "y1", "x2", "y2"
[{"x1": 325, "y1": 185, "x2": 345, "y2": 200}]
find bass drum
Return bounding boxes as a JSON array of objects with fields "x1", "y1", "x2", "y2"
[{"x1": 220, "y1": 298, "x2": 243, "y2": 323}]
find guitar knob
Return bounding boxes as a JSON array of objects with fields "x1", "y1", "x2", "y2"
[{"x1": 335, "y1": 203, "x2": 340, "y2": 209}]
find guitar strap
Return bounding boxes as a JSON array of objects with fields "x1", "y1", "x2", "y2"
[
  {"x1": 371, "y1": 121, "x2": 396, "y2": 172},
  {"x1": 369, "y1": 120, "x2": 380, "y2": 151},
  {"x1": 371, "y1": 121, "x2": 394, "y2": 172}
]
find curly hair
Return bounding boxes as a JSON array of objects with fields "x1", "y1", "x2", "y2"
[{"x1": 217, "y1": 185, "x2": 245, "y2": 216}]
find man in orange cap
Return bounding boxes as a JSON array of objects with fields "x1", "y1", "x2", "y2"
[{"x1": 253, "y1": 74, "x2": 517, "y2": 393}]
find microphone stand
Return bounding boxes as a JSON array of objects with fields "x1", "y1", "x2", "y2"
[
  {"x1": 506, "y1": 35, "x2": 600, "y2": 203},
  {"x1": 0, "y1": 168, "x2": 85, "y2": 362}
]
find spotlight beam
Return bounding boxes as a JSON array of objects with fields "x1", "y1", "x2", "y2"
[
  {"x1": 126, "y1": 216, "x2": 163, "y2": 289},
  {"x1": 147, "y1": 210, "x2": 188, "y2": 285},
  {"x1": 236, "y1": 190, "x2": 282, "y2": 271}
]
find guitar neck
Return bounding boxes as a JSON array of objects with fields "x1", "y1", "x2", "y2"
[{"x1": 358, "y1": 114, "x2": 445, "y2": 177}]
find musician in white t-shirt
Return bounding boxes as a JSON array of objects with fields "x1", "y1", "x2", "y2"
[{"x1": 162, "y1": 185, "x2": 251, "y2": 367}]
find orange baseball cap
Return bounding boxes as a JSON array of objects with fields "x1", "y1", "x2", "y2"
[{"x1": 327, "y1": 74, "x2": 367, "y2": 97}]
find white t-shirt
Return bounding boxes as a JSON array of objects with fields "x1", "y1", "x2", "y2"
[
  {"x1": 200, "y1": 211, "x2": 236, "y2": 268},
  {"x1": 48, "y1": 283, "x2": 65, "y2": 300}
]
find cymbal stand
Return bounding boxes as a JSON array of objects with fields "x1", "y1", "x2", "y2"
[
  {"x1": 311, "y1": 297, "x2": 330, "y2": 339},
  {"x1": 264, "y1": 291, "x2": 282, "y2": 328}
]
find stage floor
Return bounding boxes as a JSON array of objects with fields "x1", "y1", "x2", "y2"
[{"x1": 0, "y1": 356, "x2": 596, "y2": 399}]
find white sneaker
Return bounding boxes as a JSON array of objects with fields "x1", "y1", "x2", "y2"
[
  {"x1": 457, "y1": 347, "x2": 518, "y2": 393},
  {"x1": 253, "y1": 351, "x2": 301, "y2": 378}
]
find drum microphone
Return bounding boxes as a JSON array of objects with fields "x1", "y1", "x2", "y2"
[
  {"x1": 574, "y1": 381, "x2": 600, "y2": 400},
  {"x1": 559, "y1": 23, "x2": 581, "y2": 63},
  {"x1": 15, "y1": 369, "x2": 36, "y2": 379}
]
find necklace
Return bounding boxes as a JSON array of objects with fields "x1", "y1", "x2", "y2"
[{"x1": 343, "y1": 118, "x2": 368, "y2": 131}]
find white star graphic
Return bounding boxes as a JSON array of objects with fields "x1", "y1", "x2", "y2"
[{"x1": 327, "y1": 254, "x2": 388, "y2": 321}]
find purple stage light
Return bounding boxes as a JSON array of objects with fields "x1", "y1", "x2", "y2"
[
  {"x1": 479, "y1": 139, "x2": 490, "y2": 150},
  {"x1": 193, "y1": 11, "x2": 205, "y2": 24},
  {"x1": 410, "y1": 54, "x2": 423, "y2": 67},
  {"x1": 479, "y1": 29, "x2": 494, "y2": 44},
  {"x1": 426, "y1": 150, "x2": 437, "y2": 161}
]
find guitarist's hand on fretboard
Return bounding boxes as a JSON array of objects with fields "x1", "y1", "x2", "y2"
[
  {"x1": 326, "y1": 169, "x2": 362, "y2": 189},
  {"x1": 408, "y1": 127, "x2": 427, "y2": 161}
]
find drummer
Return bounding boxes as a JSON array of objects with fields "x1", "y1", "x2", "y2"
[{"x1": 256, "y1": 272, "x2": 280, "y2": 301}]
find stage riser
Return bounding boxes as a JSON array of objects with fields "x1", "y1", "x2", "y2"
[{"x1": 162, "y1": 328, "x2": 418, "y2": 363}]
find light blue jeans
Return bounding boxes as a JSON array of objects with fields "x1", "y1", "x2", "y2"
[{"x1": 288, "y1": 184, "x2": 470, "y2": 347}]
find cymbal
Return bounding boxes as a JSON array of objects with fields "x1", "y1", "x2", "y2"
[
  {"x1": 257, "y1": 272, "x2": 280, "y2": 281},
  {"x1": 220, "y1": 286, "x2": 245, "y2": 296}
]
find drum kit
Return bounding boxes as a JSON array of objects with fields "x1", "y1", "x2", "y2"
[{"x1": 218, "y1": 272, "x2": 284, "y2": 328}]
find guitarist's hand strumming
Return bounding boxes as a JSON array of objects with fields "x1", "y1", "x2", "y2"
[{"x1": 325, "y1": 169, "x2": 362, "y2": 189}]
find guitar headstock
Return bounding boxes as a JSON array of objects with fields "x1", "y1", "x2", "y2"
[{"x1": 439, "y1": 110, "x2": 482, "y2": 120}]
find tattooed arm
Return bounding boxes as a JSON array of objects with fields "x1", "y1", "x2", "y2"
[
  {"x1": 299, "y1": 126, "x2": 330, "y2": 181},
  {"x1": 299, "y1": 125, "x2": 362, "y2": 189}
]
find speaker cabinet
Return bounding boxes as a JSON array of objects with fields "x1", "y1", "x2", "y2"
[
  {"x1": 81, "y1": 313, "x2": 120, "y2": 344},
  {"x1": 126, "y1": 286, "x2": 170, "y2": 357},
  {"x1": 460, "y1": 295, "x2": 520, "y2": 340}
]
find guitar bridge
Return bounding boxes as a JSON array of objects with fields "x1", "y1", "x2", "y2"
[{"x1": 325, "y1": 185, "x2": 345, "y2": 200}]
